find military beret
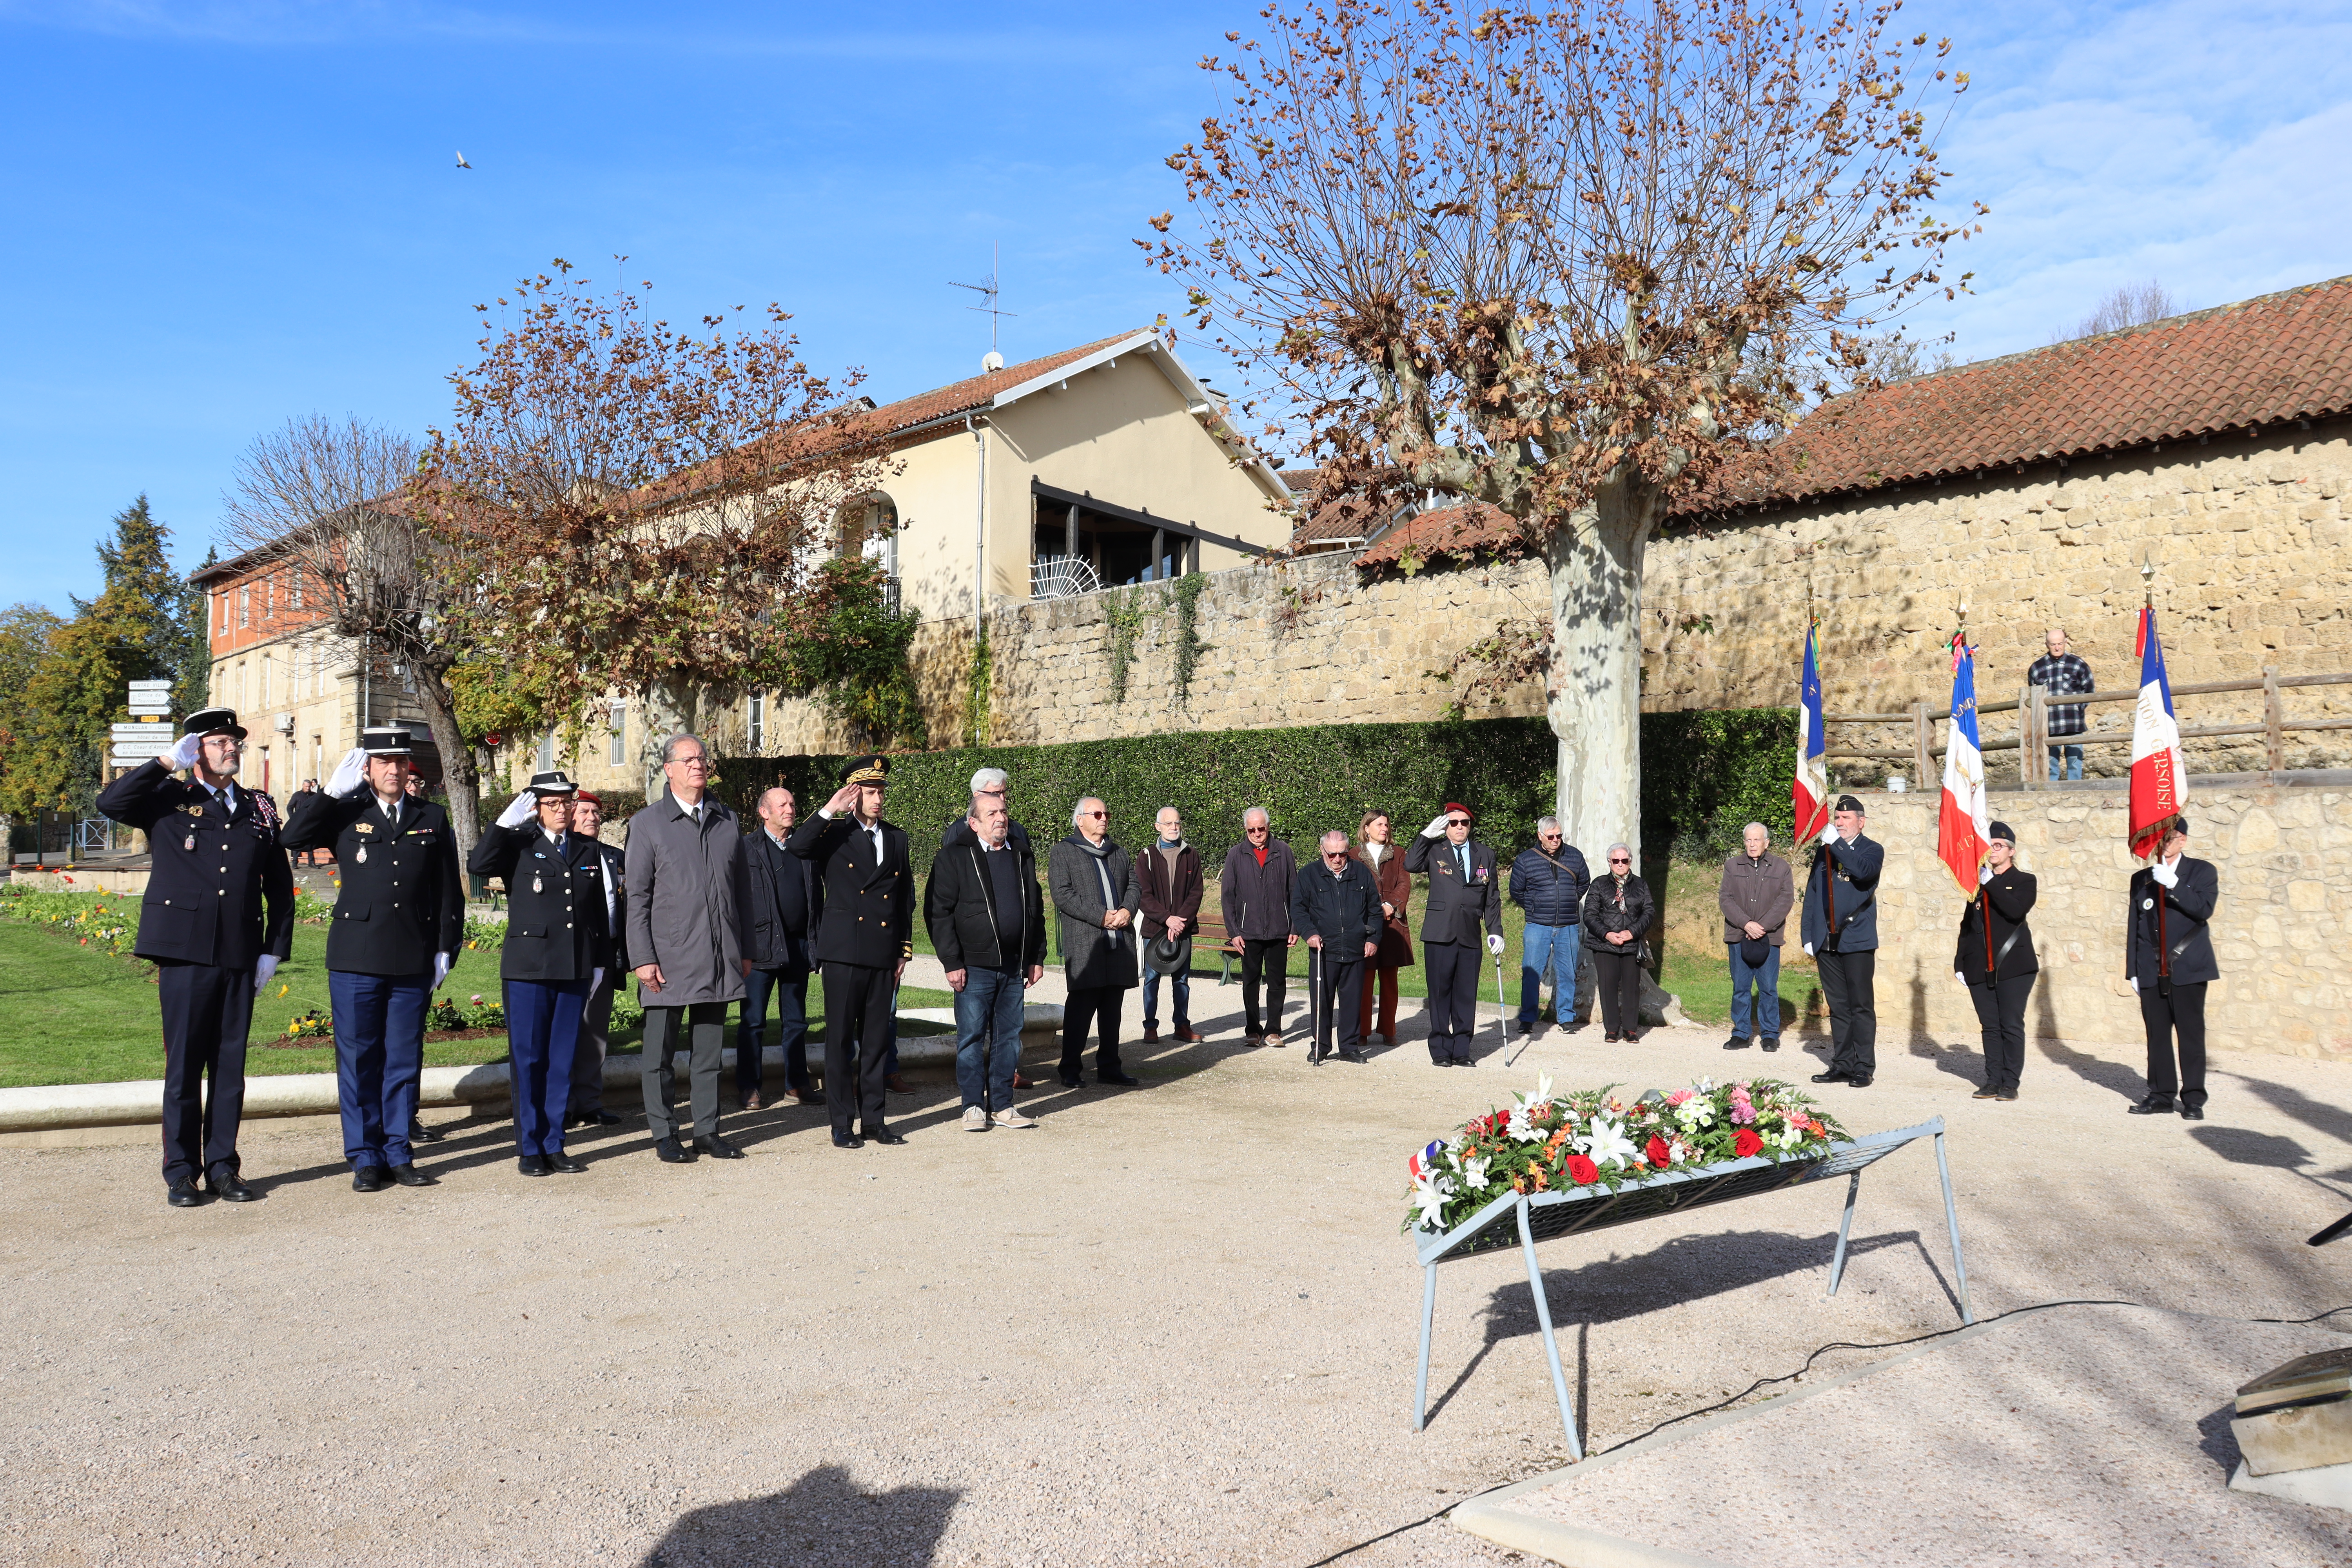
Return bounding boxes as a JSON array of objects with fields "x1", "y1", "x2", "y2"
[{"x1": 1835, "y1": 794, "x2": 1865, "y2": 814}]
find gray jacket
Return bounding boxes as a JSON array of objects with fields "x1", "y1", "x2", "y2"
[
  {"x1": 1719, "y1": 851, "x2": 1795, "y2": 946},
  {"x1": 1050, "y1": 832, "x2": 1142, "y2": 991},
  {"x1": 622, "y1": 790, "x2": 752, "y2": 1006}
]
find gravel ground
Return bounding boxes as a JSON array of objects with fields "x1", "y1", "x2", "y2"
[{"x1": 6, "y1": 989, "x2": 2352, "y2": 1568}]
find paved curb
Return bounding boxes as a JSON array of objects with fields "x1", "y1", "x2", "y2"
[{"x1": 0, "y1": 1003, "x2": 1065, "y2": 1132}]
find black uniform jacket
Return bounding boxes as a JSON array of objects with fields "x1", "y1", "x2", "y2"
[
  {"x1": 787, "y1": 811, "x2": 913, "y2": 969},
  {"x1": 586, "y1": 839, "x2": 629, "y2": 973},
  {"x1": 1800, "y1": 834, "x2": 1886, "y2": 954},
  {"x1": 1405, "y1": 833, "x2": 1504, "y2": 948},
  {"x1": 467, "y1": 824, "x2": 611, "y2": 983},
  {"x1": 281, "y1": 789, "x2": 465, "y2": 976},
  {"x1": 97, "y1": 759, "x2": 294, "y2": 970},
  {"x1": 1955, "y1": 868, "x2": 2039, "y2": 983},
  {"x1": 2127, "y1": 855, "x2": 2220, "y2": 987}
]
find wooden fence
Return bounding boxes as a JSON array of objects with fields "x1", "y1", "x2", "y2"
[{"x1": 1824, "y1": 668, "x2": 2352, "y2": 791}]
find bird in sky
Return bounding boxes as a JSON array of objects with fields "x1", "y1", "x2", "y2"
[{"x1": 455, "y1": 150, "x2": 472, "y2": 169}]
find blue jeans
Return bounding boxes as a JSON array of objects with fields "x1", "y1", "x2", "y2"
[
  {"x1": 737, "y1": 956, "x2": 811, "y2": 1093},
  {"x1": 2047, "y1": 744, "x2": 2083, "y2": 781},
  {"x1": 1518, "y1": 921, "x2": 1581, "y2": 1023},
  {"x1": 1728, "y1": 942, "x2": 1782, "y2": 1037},
  {"x1": 1142, "y1": 962, "x2": 1191, "y2": 1029},
  {"x1": 327, "y1": 969, "x2": 430, "y2": 1169},
  {"x1": 954, "y1": 967, "x2": 1026, "y2": 1112}
]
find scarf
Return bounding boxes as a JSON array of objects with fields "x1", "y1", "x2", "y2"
[{"x1": 1073, "y1": 834, "x2": 1125, "y2": 949}]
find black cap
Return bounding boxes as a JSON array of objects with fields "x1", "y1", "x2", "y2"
[
  {"x1": 1987, "y1": 820, "x2": 2015, "y2": 842},
  {"x1": 360, "y1": 725, "x2": 415, "y2": 757},
  {"x1": 2169, "y1": 813, "x2": 2190, "y2": 837},
  {"x1": 180, "y1": 707, "x2": 247, "y2": 740},
  {"x1": 843, "y1": 753, "x2": 890, "y2": 786},
  {"x1": 525, "y1": 770, "x2": 578, "y2": 797},
  {"x1": 1835, "y1": 794, "x2": 1866, "y2": 814}
]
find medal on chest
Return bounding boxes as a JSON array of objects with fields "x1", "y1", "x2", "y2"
[
  {"x1": 183, "y1": 835, "x2": 196, "y2": 851},
  {"x1": 532, "y1": 871, "x2": 544, "y2": 894},
  {"x1": 357, "y1": 845, "x2": 368, "y2": 864}
]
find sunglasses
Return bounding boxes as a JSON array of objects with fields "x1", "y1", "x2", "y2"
[
  {"x1": 1082, "y1": 810, "x2": 1107, "y2": 819},
  {"x1": 1247, "y1": 825, "x2": 1269, "y2": 834},
  {"x1": 1609, "y1": 857, "x2": 1630, "y2": 865},
  {"x1": 1446, "y1": 818, "x2": 1470, "y2": 828}
]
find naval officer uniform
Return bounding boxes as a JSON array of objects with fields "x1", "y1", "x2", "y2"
[{"x1": 788, "y1": 754, "x2": 914, "y2": 1147}]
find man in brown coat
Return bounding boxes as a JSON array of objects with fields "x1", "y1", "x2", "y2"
[
  {"x1": 1718, "y1": 822, "x2": 1794, "y2": 1052},
  {"x1": 1136, "y1": 806, "x2": 1205, "y2": 1045}
]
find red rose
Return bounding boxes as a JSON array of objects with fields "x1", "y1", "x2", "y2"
[
  {"x1": 1565, "y1": 1154, "x2": 1600, "y2": 1185},
  {"x1": 1645, "y1": 1135, "x2": 1672, "y2": 1169},
  {"x1": 1733, "y1": 1129, "x2": 1764, "y2": 1159}
]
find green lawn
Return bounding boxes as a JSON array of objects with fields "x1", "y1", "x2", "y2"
[{"x1": 0, "y1": 904, "x2": 950, "y2": 1089}]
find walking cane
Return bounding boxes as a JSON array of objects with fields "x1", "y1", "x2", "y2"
[
  {"x1": 1308, "y1": 943, "x2": 1323, "y2": 1066},
  {"x1": 1492, "y1": 941, "x2": 1512, "y2": 1065}
]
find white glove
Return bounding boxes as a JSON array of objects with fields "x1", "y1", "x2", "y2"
[
  {"x1": 496, "y1": 791, "x2": 537, "y2": 829},
  {"x1": 2151, "y1": 857, "x2": 2179, "y2": 889},
  {"x1": 1802, "y1": 942, "x2": 1816, "y2": 957},
  {"x1": 590, "y1": 967, "x2": 605, "y2": 995},
  {"x1": 169, "y1": 730, "x2": 205, "y2": 769},
  {"x1": 252, "y1": 954, "x2": 280, "y2": 993},
  {"x1": 1819, "y1": 823, "x2": 1837, "y2": 846},
  {"x1": 1978, "y1": 864, "x2": 1994, "y2": 886},
  {"x1": 1423, "y1": 814, "x2": 1450, "y2": 838},
  {"x1": 1486, "y1": 934, "x2": 1505, "y2": 956},
  {"x1": 432, "y1": 951, "x2": 452, "y2": 991},
  {"x1": 1955, "y1": 970, "x2": 1966, "y2": 986},
  {"x1": 325, "y1": 746, "x2": 369, "y2": 799}
]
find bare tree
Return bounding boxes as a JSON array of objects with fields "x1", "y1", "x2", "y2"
[
  {"x1": 1145, "y1": 0, "x2": 1976, "y2": 854},
  {"x1": 2063, "y1": 279, "x2": 2180, "y2": 342},
  {"x1": 219, "y1": 414, "x2": 491, "y2": 853}
]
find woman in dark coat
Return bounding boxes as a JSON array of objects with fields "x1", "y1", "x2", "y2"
[
  {"x1": 1955, "y1": 821, "x2": 2038, "y2": 1102},
  {"x1": 1582, "y1": 842, "x2": 1654, "y2": 1042},
  {"x1": 1354, "y1": 809, "x2": 1416, "y2": 1045}
]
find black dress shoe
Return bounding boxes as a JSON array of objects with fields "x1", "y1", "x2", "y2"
[
  {"x1": 408, "y1": 1117, "x2": 446, "y2": 1144},
  {"x1": 1339, "y1": 1049, "x2": 1367, "y2": 1064},
  {"x1": 833, "y1": 1133, "x2": 865, "y2": 1149},
  {"x1": 209, "y1": 1171, "x2": 258, "y2": 1202},
  {"x1": 693, "y1": 1134, "x2": 746, "y2": 1160},
  {"x1": 2179, "y1": 1104, "x2": 2206, "y2": 1120},
  {"x1": 1810, "y1": 1070, "x2": 1849, "y2": 1085},
  {"x1": 167, "y1": 1178, "x2": 205, "y2": 1208},
  {"x1": 1722, "y1": 1035, "x2": 1751, "y2": 1051},
  {"x1": 1058, "y1": 1074, "x2": 1083, "y2": 1089},
  {"x1": 1098, "y1": 1071, "x2": 1142, "y2": 1086},
  {"x1": 654, "y1": 1136, "x2": 695, "y2": 1163},
  {"x1": 544, "y1": 1150, "x2": 586, "y2": 1173},
  {"x1": 518, "y1": 1155, "x2": 550, "y2": 1177},
  {"x1": 867, "y1": 1129, "x2": 908, "y2": 1146},
  {"x1": 1846, "y1": 1076, "x2": 1872, "y2": 1089},
  {"x1": 1995, "y1": 1089, "x2": 2019, "y2": 1102},
  {"x1": 388, "y1": 1163, "x2": 433, "y2": 1188},
  {"x1": 1971, "y1": 1085, "x2": 2000, "y2": 1099},
  {"x1": 2127, "y1": 1094, "x2": 2176, "y2": 1115},
  {"x1": 572, "y1": 1109, "x2": 624, "y2": 1128},
  {"x1": 1761, "y1": 1037, "x2": 1780, "y2": 1053},
  {"x1": 352, "y1": 1165, "x2": 390, "y2": 1192}
]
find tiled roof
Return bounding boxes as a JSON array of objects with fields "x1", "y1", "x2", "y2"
[
  {"x1": 850, "y1": 332, "x2": 1146, "y2": 444},
  {"x1": 1689, "y1": 274, "x2": 2352, "y2": 513},
  {"x1": 1354, "y1": 502, "x2": 1519, "y2": 568}
]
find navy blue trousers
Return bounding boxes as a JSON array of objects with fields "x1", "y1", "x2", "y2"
[
  {"x1": 155, "y1": 960, "x2": 253, "y2": 1186},
  {"x1": 506, "y1": 976, "x2": 589, "y2": 1156},
  {"x1": 328, "y1": 970, "x2": 430, "y2": 1169}
]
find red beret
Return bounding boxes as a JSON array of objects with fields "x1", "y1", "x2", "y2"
[
  {"x1": 1443, "y1": 802, "x2": 1472, "y2": 820},
  {"x1": 573, "y1": 789, "x2": 603, "y2": 806}
]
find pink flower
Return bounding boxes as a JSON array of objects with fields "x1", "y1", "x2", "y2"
[
  {"x1": 1666, "y1": 1088, "x2": 1693, "y2": 1106},
  {"x1": 470, "y1": 994, "x2": 484, "y2": 1006}
]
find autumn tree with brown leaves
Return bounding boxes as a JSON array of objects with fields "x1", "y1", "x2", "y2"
[
  {"x1": 409, "y1": 261, "x2": 895, "y2": 793},
  {"x1": 1145, "y1": 0, "x2": 1979, "y2": 854}
]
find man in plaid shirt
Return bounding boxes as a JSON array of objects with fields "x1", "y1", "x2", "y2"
[{"x1": 2028, "y1": 627, "x2": 2094, "y2": 780}]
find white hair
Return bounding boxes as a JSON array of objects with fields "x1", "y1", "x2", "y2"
[
  {"x1": 1536, "y1": 815, "x2": 1561, "y2": 834},
  {"x1": 1606, "y1": 842, "x2": 1632, "y2": 860},
  {"x1": 1742, "y1": 821, "x2": 1769, "y2": 838},
  {"x1": 1242, "y1": 806, "x2": 1270, "y2": 827},
  {"x1": 1072, "y1": 796, "x2": 1105, "y2": 827},
  {"x1": 971, "y1": 766, "x2": 1008, "y2": 793},
  {"x1": 1320, "y1": 829, "x2": 1350, "y2": 849}
]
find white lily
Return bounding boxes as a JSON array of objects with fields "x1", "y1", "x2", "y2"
[
  {"x1": 1581, "y1": 1117, "x2": 1639, "y2": 1171},
  {"x1": 1412, "y1": 1172, "x2": 1456, "y2": 1228},
  {"x1": 1515, "y1": 1073, "x2": 1556, "y2": 1109},
  {"x1": 1460, "y1": 1154, "x2": 1493, "y2": 1191},
  {"x1": 1505, "y1": 1105, "x2": 1546, "y2": 1143}
]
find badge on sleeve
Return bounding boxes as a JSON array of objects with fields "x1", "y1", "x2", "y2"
[{"x1": 2142, "y1": 897, "x2": 2154, "y2": 910}]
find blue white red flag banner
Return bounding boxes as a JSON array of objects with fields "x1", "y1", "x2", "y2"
[
  {"x1": 1937, "y1": 630, "x2": 1991, "y2": 897},
  {"x1": 1793, "y1": 623, "x2": 1829, "y2": 844},
  {"x1": 2130, "y1": 606, "x2": 2187, "y2": 857}
]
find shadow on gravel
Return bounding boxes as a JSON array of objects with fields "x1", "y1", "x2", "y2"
[
  {"x1": 2035, "y1": 1033, "x2": 2145, "y2": 1100},
  {"x1": 639, "y1": 1465, "x2": 960, "y2": 1567}
]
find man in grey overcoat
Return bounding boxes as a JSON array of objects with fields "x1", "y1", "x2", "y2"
[
  {"x1": 625, "y1": 732, "x2": 753, "y2": 1163},
  {"x1": 1051, "y1": 796, "x2": 1143, "y2": 1088}
]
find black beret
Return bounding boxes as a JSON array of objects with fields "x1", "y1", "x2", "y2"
[
  {"x1": 1987, "y1": 820, "x2": 2014, "y2": 842},
  {"x1": 1835, "y1": 794, "x2": 1865, "y2": 814}
]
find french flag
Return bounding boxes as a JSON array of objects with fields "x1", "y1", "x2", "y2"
[
  {"x1": 1793, "y1": 623, "x2": 1829, "y2": 844},
  {"x1": 1937, "y1": 631, "x2": 1991, "y2": 896},
  {"x1": 2130, "y1": 607, "x2": 2187, "y2": 858}
]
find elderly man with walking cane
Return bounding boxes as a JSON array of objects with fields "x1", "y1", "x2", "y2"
[{"x1": 1290, "y1": 829, "x2": 1383, "y2": 1065}]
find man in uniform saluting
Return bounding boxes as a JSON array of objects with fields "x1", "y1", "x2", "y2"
[
  {"x1": 281, "y1": 726, "x2": 464, "y2": 1192},
  {"x1": 97, "y1": 708, "x2": 295, "y2": 1207},
  {"x1": 789, "y1": 754, "x2": 913, "y2": 1149}
]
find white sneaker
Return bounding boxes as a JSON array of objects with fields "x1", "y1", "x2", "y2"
[
  {"x1": 990, "y1": 1104, "x2": 1037, "y2": 1129},
  {"x1": 962, "y1": 1105, "x2": 990, "y2": 1132}
]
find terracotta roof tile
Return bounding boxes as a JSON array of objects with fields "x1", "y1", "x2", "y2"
[
  {"x1": 1354, "y1": 502, "x2": 1519, "y2": 568},
  {"x1": 852, "y1": 331, "x2": 1146, "y2": 443}
]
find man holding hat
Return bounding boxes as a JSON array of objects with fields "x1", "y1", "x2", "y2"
[
  {"x1": 2127, "y1": 815, "x2": 2220, "y2": 1119},
  {"x1": 96, "y1": 708, "x2": 295, "y2": 1207},
  {"x1": 789, "y1": 753, "x2": 915, "y2": 1148},
  {"x1": 1800, "y1": 794, "x2": 1885, "y2": 1089},
  {"x1": 281, "y1": 726, "x2": 465, "y2": 1190},
  {"x1": 469, "y1": 771, "x2": 611, "y2": 1174},
  {"x1": 1406, "y1": 802, "x2": 1505, "y2": 1066}
]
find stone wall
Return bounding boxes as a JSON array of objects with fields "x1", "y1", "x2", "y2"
[{"x1": 1834, "y1": 785, "x2": 2352, "y2": 1059}]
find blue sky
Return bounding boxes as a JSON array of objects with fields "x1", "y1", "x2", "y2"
[{"x1": 3, "y1": 0, "x2": 2345, "y2": 613}]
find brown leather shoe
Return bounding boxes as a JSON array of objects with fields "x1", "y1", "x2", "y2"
[
  {"x1": 1012, "y1": 1070, "x2": 1034, "y2": 1090},
  {"x1": 1141, "y1": 1023, "x2": 1160, "y2": 1043},
  {"x1": 789, "y1": 1085, "x2": 819, "y2": 1105},
  {"x1": 741, "y1": 1088, "x2": 766, "y2": 1111},
  {"x1": 887, "y1": 1073, "x2": 914, "y2": 1094},
  {"x1": 1173, "y1": 1027, "x2": 1206, "y2": 1044}
]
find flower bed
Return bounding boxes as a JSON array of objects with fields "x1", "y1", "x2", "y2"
[
  {"x1": 0, "y1": 886, "x2": 141, "y2": 957},
  {"x1": 1405, "y1": 1076, "x2": 1847, "y2": 1236}
]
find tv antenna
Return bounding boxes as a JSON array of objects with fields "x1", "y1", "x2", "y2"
[{"x1": 950, "y1": 243, "x2": 1016, "y2": 370}]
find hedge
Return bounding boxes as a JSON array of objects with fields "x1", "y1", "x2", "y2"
[{"x1": 710, "y1": 709, "x2": 1796, "y2": 873}]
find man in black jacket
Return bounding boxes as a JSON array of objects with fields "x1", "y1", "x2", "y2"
[
  {"x1": 96, "y1": 709, "x2": 295, "y2": 1207},
  {"x1": 1406, "y1": 802, "x2": 1505, "y2": 1065},
  {"x1": 565, "y1": 790, "x2": 628, "y2": 1129},
  {"x1": 2127, "y1": 815, "x2": 2221, "y2": 1119},
  {"x1": 788, "y1": 754, "x2": 914, "y2": 1149},
  {"x1": 1218, "y1": 808, "x2": 1298, "y2": 1046},
  {"x1": 1290, "y1": 830, "x2": 1383, "y2": 1064},
  {"x1": 1800, "y1": 795, "x2": 1886, "y2": 1089},
  {"x1": 281, "y1": 726, "x2": 465, "y2": 1191},
  {"x1": 738, "y1": 786, "x2": 824, "y2": 1110},
  {"x1": 469, "y1": 771, "x2": 610, "y2": 1175},
  {"x1": 927, "y1": 792, "x2": 1047, "y2": 1129}
]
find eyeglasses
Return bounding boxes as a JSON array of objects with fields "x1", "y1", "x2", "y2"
[
  {"x1": 672, "y1": 756, "x2": 709, "y2": 769},
  {"x1": 1446, "y1": 818, "x2": 1471, "y2": 828},
  {"x1": 1246, "y1": 825, "x2": 1269, "y2": 834},
  {"x1": 1608, "y1": 856, "x2": 1630, "y2": 865},
  {"x1": 1082, "y1": 810, "x2": 1107, "y2": 819}
]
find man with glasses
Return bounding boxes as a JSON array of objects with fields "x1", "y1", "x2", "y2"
[
  {"x1": 98, "y1": 708, "x2": 295, "y2": 1207},
  {"x1": 1219, "y1": 807, "x2": 1299, "y2": 1047},
  {"x1": 1509, "y1": 816, "x2": 1590, "y2": 1038},
  {"x1": 1050, "y1": 797, "x2": 1143, "y2": 1086},
  {"x1": 1289, "y1": 829, "x2": 1383, "y2": 1064},
  {"x1": 1407, "y1": 802, "x2": 1505, "y2": 1066}
]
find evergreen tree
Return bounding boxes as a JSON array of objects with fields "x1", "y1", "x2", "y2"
[
  {"x1": 0, "y1": 603, "x2": 67, "y2": 819},
  {"x1": 170, "y1": 545, "x2": 218, "y2": 716}
]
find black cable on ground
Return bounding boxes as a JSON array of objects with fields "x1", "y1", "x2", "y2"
[{"x1": 1302, "y1": 1298, "x2": 2352, "y2": 1565}]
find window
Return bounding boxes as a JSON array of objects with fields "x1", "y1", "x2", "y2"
[
  {"x1": 290, "y1": 568, "x2": 303, "y2": 610},
  {"x1": 748, "y1": 693, "x2": 766, "y2": 752},
  {"x1": 238, "y1": 585, "x2": 250, "y2": 628},
  {"x1": 261, "y1": 654, "x2": 272, "y2": 706},
  {"x1": 537, "y1": 730, "x2": 556, "y2": 772},
  {"x1": 609, "y1": 702, "x2": 627, "y2": 766},
  {"x1": 312, "y1": 736, "x2": 322, "y2": 784},
  {"x1": 236, "y1": 661, "x2": 248, "y2": 710},
  {"x1": 216, "y1": 591, "x2": 228, "y2": 632}
]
